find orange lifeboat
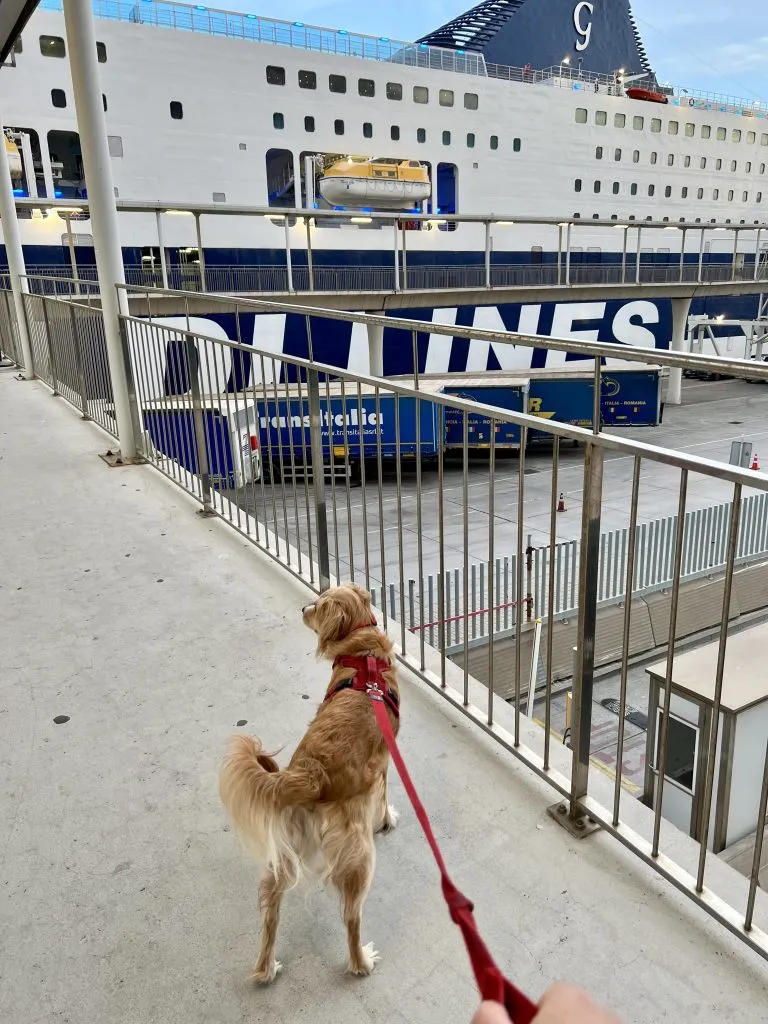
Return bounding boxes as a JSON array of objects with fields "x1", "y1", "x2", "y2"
[{"x1": 625, "y1": 86, "x2": 668, "y2": 104}]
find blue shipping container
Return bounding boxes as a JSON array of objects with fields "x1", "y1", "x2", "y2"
[{"x1": 440, "y1": 384, "x2": 527, "y2": 448}]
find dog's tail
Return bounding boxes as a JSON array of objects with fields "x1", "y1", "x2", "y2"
[{"x1": 219, "y1": 735, "x2": 326, "y2": 876}]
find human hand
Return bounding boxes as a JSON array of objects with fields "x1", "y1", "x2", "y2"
[{"x1": 471, "y1": 983, "x2": 623, "y2": 1024}]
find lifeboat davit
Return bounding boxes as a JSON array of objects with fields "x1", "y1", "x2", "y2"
[
  {"x1": 318, "y1": 156, "x2": 431, "y2": 210},
  {"x1": 625, "y1": 86, "x2": 668, "y2": 104}
]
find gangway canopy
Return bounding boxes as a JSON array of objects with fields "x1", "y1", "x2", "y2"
[{"x1": 0, "y1": 0, "x2": 39, "y2": 63}]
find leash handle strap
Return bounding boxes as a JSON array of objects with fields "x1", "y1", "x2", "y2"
[{"x1": 369, "y1": 692, "x2": 537, "y2": 1024}]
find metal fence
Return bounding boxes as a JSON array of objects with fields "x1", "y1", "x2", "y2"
[
  {"x1": 19, "y1": 257, "x2": 768, "y2": 298},
  {"x1": 7, "y1": 281, "x2": 768, "y2": 963}
]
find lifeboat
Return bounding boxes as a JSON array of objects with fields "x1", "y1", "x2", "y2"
[
  {"x1": 318, "y1": 156, "x2": 431, "y2": 209},
  {"x1": 4, "y1": 133, "x2": 22, "y2": 178},
  {"x1": 625, "y1": 86, "x2": 668, "y2": 104}
]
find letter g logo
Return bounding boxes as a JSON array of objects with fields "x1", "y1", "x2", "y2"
[{"x1": 574, "y1": 1, "x2": 594, "y2": 51}]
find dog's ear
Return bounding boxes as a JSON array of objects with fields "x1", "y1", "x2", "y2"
[{"x1": 314, "y1": 585, "x2": 369, "y2": 654}]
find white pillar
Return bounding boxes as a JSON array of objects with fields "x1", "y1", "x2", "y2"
[
  {"x1": 367, "y1": 320, "x2": 384, "y2": 376},
  {"x1": 283, "y1": 217, "x2": 293, "y2": 292},
  {"x1": 667, "y1": 296, "x2": 692, "y2": 406},
  {"x1": 18, "y1": 133, "x2": 38, "y2": 199},
  {"x1": 0, "y1": 117, "x2": 34, "y2": 377},
  {"x1": 63, "y1": 212, "x2": 80, "y2": 295},
  {"x1": 484, "y1": 220, "x2": 491, "y2": 288},
  {"x1": 194, "y1": 213, "x2": 206, "y2": 290},
  {"x1": 155, "y1": 209, "x2": 169, "y2": 289},
  {"x1": 63, "y1": 0, "x2": 136, "y2": 459}
]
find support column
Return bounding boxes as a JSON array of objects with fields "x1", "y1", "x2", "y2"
[
  {"x1": 667, "y1": 296, "x2": 692, "y2": 406},
  {"x1": 194, "y1": 213, "x2": 206, "y2": 290},
  {"x1": 367, "y1": 320, "x2": 384, "y2": 377},
  {"x1": 63, "y1": 212, "x2": 80, "y2": 294},
  {"x1": 63, "y1": 0, "x2": 136, "y2": 459},
  {"x1": 0, "y1": 116, "x2": 34, "y2": 377},
  {"x1": 155, "y1": 209, "x2": 169, "y2": 289},
  {"x1": 484, "y1": 220, "x2": 491, "y2": 288}
]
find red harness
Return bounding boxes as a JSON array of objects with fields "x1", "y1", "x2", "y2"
[{"x1": 327, "y1": 618, "x2": 537, "y2": 1023}]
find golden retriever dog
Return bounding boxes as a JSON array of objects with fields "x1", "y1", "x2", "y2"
[{"x1": 219, "y1": 583, "x2": 400, "y2": 982}]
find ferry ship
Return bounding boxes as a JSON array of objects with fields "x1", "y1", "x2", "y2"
[{"x1": 2, "y1": 0, "x2": 768, "y2": 373}]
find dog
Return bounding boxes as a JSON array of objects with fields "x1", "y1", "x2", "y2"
[{"x1": 219, "y1": 582, "x2": 400, "y2": 983}]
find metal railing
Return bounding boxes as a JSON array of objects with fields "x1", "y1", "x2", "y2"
[
  {"x1": 8, "y1": 280, "x2": 768, "y2": 963},
  {"x1": 35, "y1": 0, "x2": 768, "y2": 118},
  {"x1": 20, "y1": 257, "x2": 768, "y2": 298}
]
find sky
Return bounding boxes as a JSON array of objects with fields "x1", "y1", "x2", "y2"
[{"x1": 232, "y1": 0, "x2": 768, "y2": 102}]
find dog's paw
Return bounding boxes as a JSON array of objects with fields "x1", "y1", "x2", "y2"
[
  {"x1": 376, "y1": 804, "x2": 399, "y2": 834},
  {"x1": 252, "y1": 959, "x2": 282, "y2": 985},
  {"x1": 348, "y1": 942, "x2": 380, "y2": 976}
]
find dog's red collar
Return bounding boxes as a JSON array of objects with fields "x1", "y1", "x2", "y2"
[{"x1": 327, "y1": 653, "x2": 400, "y2": 719}]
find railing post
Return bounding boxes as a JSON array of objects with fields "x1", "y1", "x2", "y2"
[
  {"x1": 549, "y1": 441, "x2": 603, "y2": 836},
  {"x1": 68, "y1": 303, "x2": 90, "y2": 419},
  {"x1": 305, "y1": 216, "x2": 314, "y2": 291},
  {"x1": 484, "y1": 220, "x2": 491, "y2": 288},
  {"x1": 186, "y1": 335, "x2": 214, "y2": 516},
  {"x1": 393, "y1": 220, "x2": 400, "y2": 292},
  {"x1": 155, "y1": 209, "x2": 169, "y2": 289},
  {"x1": 194, "y1": 213, "x2": 207, "y2": 291},
  {"x1": 307, "y1": 368, "x2": 331, "y2": 591},
  {"x1": 38, "y1": 296, "x2": 61, "y2": 394},
  {"x1": 284, "y1": 217, "x2": 294, "y2": 293}
]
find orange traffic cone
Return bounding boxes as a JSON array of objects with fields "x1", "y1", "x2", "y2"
[
  {"x1": 752, "y1": 452, "x2": 760, "y2": 471},
  {"x1": 557, "y1": 492, "x2": 566, "y2": 512}
]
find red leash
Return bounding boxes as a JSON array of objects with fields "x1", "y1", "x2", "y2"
[{"x1": 365, "y1": 667, "x2": 538, "y2": 1023}]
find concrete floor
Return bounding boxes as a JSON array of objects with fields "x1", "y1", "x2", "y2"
[{"x1": 3, "y1": 367, "x2": 768, "y2": 1024}]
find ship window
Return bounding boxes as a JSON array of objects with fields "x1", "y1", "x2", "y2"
[
  {"x1": 681, "y1": 187, "x2": 688, "y2": 198},
  {"x1": 716, "y1": 158, "x2": 722, "y2": 169},
  {"x1": 615, "y1": 113, "x2": 626, "y2": 128},
  {"x1": 685, "y1": 154, "x2": 693, "y2": 168},
  {"x1": 762, "y1": 164, "x2": 766, "y2": 173},
  {"x1": 266, "y1": 65, "x2": 285, "y2": 85},
  {"x1": 731, "y1": 160, "x2": 737, "y2": 172},
  {"x1": 595, "y1": 146, "x2": 603, "y2": 159},
  {"x1": 713, "y1": 188, "x2": 719, "y2": 199},
  {"x1": 329, "y1": 74, "x2": 347, "y2": 94},
  {"x1": 441, "y1": 129, "x2": 451, "y2": 146},
  {"x1": 12, "y1": 36, "x2": 22, "y2": 53},
  {"x1": 650, "y1": 151, "x2": 658, "y2": 164},
  {"x1": 700, "y1": 157, "x2": 707, "y2": 169},
  {"x1": 266, "y1": 148, "x2": 295, "y2": 208},
  {"x1": 575, "y1": 108, "x2": 587, "y2": 123},
  {"x1": 633, "y1": 150, "x2": 640, "y2": 163},
  {"x1": 40, "y1": 35, "x2": 65, "y2": 57},
  {"x1": 51, "y1": 88, "x2": 66, "y2": 108},
  {"x1": 595, "y1": 110, "x2": 607, "y2": 125},
  {"x1": 762, "y1": 135, "x2": 768, "y2": 146},
  {"x1": 717, "y1": 127, "x2": 726, "y2": 141},
  {"x1": 668, "y1": 121, "x2": 679, "y2": 135},
  {"x1": 697, "y1": 187, "x2": 704, "y2": 199},
  {"x1": 96, "y1": 41, "x2": 107, "y2": 62},
  {"x1": 387, "y1": 82, "x2": 402, "y2": 100},
  {"x1": 728, "y1": 190, "x2": 734, "y2": 201},
  {"x1": 212, "y1": 192, "x2": 226, "y2": 203},
  {"x1": 490, "y1": 135, "x2": 498, "y2": 150},
  {"x1": 391, "y1": 125, "x2": 400, "y2": 140},
  {"x1": 108, "y1": 135, "x2": 123, "y2": 157},
  {"x1": 633, "y1": 116, "x2": 644, "y2": 130},
  {"x1": 612, "y1": 181, "x2": 620, "y2": 195},
  {"x1": 298, "y1": 69, "x2": 316, "y2": 89},
  {"x1": 417, "y1": 128, "x2": 426, "y2": 143},
  {"x1": 743, "y1": 191, "x2": 749, "y2": 202},
  {"x1": 464, "y1": 92, "x2": 479, "y2": 110},
  {"x1": 667, "y1": 154, "x2": 674, "y2": 166},
  {"x1": 685, "y1": 123, "x2": 695, "y2": 137},
  {"x1": 648, "y1": 184, "x2": 655, "y2": 196},
  {"x1": 363, "y1": 122, "x2": 373, "y2": 138},
  {"x1": 630, "y1": 183, "x2": 638, "y2": 195},
  {"x1": 759, "y1": 192, "x2": 763, "y2": 202},
  {"x1": 239, "y1": 142, "x2": 246, "y2": 150},
  {"x1": 748, "y1": 131, "x2": 757, "y2": 145},
  {"x1": 733, "y1": 129, "x2": 742, "y2": 143},
  {"x1": 334, "y1": 118, "x2": 344, "y2": 135},
  {"x1": 170, "y1": 101, "x2": 183, "y2": 120},
  {"x1": 272, "y1": 112, "x2": 285, "y2": 129},
  {"x1": 513, "y1": 138, "x2": 521, "y2": 152},
  {"x1": 614, "y1": 148, "x2": 621, "y2": 161},
  {"x1": 747, "y1": 161, "x2": 752, "y2": 172},
  {"x1": 102, "y1": 94, "x2": 108, "y2": 112},
  {"x1": 701, "y1": 125, "x2": 711, "y2": 139},
  {"x1": 593, "y1": 180, "x2": 601, "y2": 193},
  {"x1": 575, "y1": 179, "x2": 582, "y2": 192},
  {"x1": 413, "y1": 86, "x2": 428, "y2": 104},
  {"x1": 651, "y1": 118, "x2": 661, "y2": 133},
  {"x1": 304, "y1": 115, "x2": 315, "y2": 132},
  {"x1": 359, "y1": 78, "x2": 375, "y2": 98},
  {"x1": 439, "y1": 89, "x2": 454, "y2": 107},
  {"x1": 467, "y1": 132, "x2": 475, "y2": 148},
  {"x1": 665, "y1": 185, "x2": 672, "y2": 197}
]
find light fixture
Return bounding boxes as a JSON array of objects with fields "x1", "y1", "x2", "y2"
[
  {"x1": 351, "y1": 216, "x2": 372, "y2": 224},
  {"x1": 562, "y1": 56, "x2": 571, "y2": 64},
  {"x1": 55, "y1": 207, "x2": 82, "y2": 214},
  {"x1": 494, "y1": 220, "x2": 515, "y2": 226},
  {"x1": 557, "y1": 222, "x2": 570, "y2": 228},
  {"x1": 664, "y1": 225, "x2": 679, "y2": 230},
  {"x1": 165, "y1": 209, "x2": 193, "y2": 215},
  {"x1": 428, "y1": 219, "x2": 446, "y2": 226},
  {"x1": 613, "y1": 224, "x2": 627, "y2": 229},
  {"x1": 267, "y1": 213, "x2": 285, "y2": 221}
]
